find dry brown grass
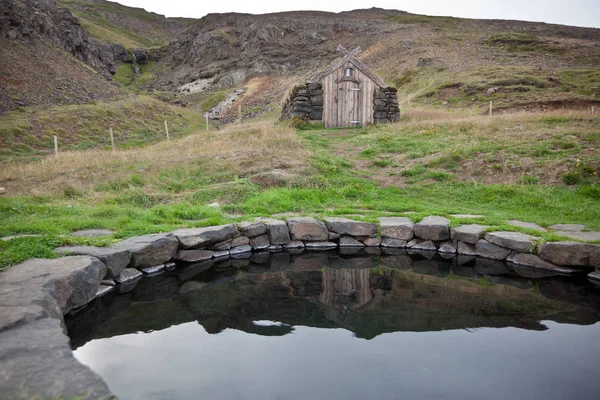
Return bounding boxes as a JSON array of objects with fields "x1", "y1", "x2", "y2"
[{"x1": 0, "y1": 120, "x2": 309, "y2": 197}]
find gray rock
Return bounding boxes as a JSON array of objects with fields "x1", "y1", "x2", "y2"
[
  {"x1": 0, "y1": 234, "x2": 41, "y2": 241},
  {"x1": 259, "y1": 218, "x2": 291, "y2": 245},
  {"x1": 588, "y1": 270, "x2": 600, "y2": 287},
  {"x1": 112, "y1": 233, "x2": 178, "y2": 268},
  {"x1": 268, "y1": 244, "x2": 283, "y2": 251},
  {"x1": 101, "y1": 279, "x2": 116, "y2": 286},
  {"x1": 238, "y1": 221, "x2": 267, "y2": 237},
  {"x1": 0, "y1": 318, "x2": 112, "y2": 400},
  {"x1": 537, "y1": 242, "x2": 598, "y2": 266},
  {"x1": 230, "y1": 245, "x2": 252, "y2": 255},
  {"x1": 381, "y1": 238, "x2": 407, "y2": 248},
  {"x1": 140, "y1": 264, "x2": 166, "y2": 276},
  {"x1": 95, "y1": 285, "x2": 115, "y2": 298},
  {"x1": 328, "y1": 231, "x2": 340, "y2": 240},
  {"x1": 406, "y1": 238, "x2": 420, "y2": 248},
  {"x1": 451, "y1": 224, "x2": 487, "y2": 245},
  {"x1": 283, "y1": 240, "x2": 305, "y2": 249},
  {"x1": 71, "y1": 229, "x2": 114, "y2": 238},
  {"x1": 412, "y1": 240, "x2": 437, "y2": 251},
  {"x1": 475, "y1": 239, "x2": 511, "y2": 260},
  {"x1": 212, "y1": 250, "x2": 230, "y2": 259},
  {"x1": 175, "y1": 249, "x2": 213, "y2": 263},
  {"x1": 164, "y1": 262, "x2": 176, "y2": 270},
  {"x1": 339, "y1": 236, "x2": 365, "y2": 247},
  {"x1": 457, "y1": 241, "x2": 477, "y2": 256},
  {"x1": 55, "y1": 245, "x2": 131, "y2": 278},
  {"x1": 231, "y1": 236, "x2": 250, "y2": 247},
  {"x1": 115, "y1": 268, "x2": 143, "y2": 284},
  {"x1": 324, "y1": 217, "x2": 377, "y2": 237},
  {"x1": 250, "y1": 234, "x2": 270, "y2": 250},
  {"x1": 304, "y1": 241, "x2": 337, "y2": 250},
  {"x1": 212, "y1": 239, "x2": 232, "y2": 251},
  {"x1": 552, "y1": 231, "x2": 600, "y2": 242},
  {"x1": 506, "y1": 220, "x2": 547, "y2": 232},
  {"x1": 414, "y1": 216, "x2": 450, "y2": 241},
  {"x1": 549, "y1": 224, "x2": 585, "y2": 232},
  {"x1": 438, "y1": 241, "x2": 456, "y2": 254},
  {"x1": 0, "y1": 256, "x2": 106, "y2": 316},
  {"x1": 485, "y1": 231, "x2": 535, "y2": 252},
  {"x1": 378, "y1": 217, "x2": 414, "y2": 240},
  {"x1": 507, "y1": 252, "x2": 577, "y2": 276},
  {"x1": 172, "y1": 224, "x2": 238, "y2": 249},
  {"x1": 287, "y1": 217, "x2": 328, "y2": 241},
  {"x1": 363, "y1": 237, "x2": 382, "y2": 247},
  {"x1": 591, "y1": 248, "x2": 600, "y2": 269}
]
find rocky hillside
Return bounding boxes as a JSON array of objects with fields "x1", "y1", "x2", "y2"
[{"x1": 156, "y1": 9, "x2": 600, "y2": 119}]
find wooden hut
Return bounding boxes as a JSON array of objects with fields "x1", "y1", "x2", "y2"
[{"x1": 281, "y1": 46, "x2": 400, "y2": 128}]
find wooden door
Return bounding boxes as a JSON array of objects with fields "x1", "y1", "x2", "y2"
[{"x1": 334, "y1": 81, "x2": 360, "y2": 127}]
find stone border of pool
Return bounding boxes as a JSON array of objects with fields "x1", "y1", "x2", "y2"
[{"x1": 1, "y1": 216, "x2": 600, "y2": 399}]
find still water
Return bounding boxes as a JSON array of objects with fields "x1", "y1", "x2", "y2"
[{"x1": 67, "y1": 250, "x2": 600, "y2": 400}]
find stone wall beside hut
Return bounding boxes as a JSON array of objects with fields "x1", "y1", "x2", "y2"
[
  {"x1": 374, "y1": 87, "x2": 400, "y2": 124},
  {"x1": 280, "y1": 83, "x2": 323, "y2": 121}
]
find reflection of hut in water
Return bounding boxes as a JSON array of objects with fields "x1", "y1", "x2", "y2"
[{"x1": 313, "y1": 269, "x2": 384, "y2": 323}]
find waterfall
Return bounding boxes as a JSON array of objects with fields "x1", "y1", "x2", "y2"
[{"x1": 131, "y1": 51, "x2": 140, "y2": 75}]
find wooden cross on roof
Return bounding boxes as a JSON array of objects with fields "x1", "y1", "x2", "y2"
[{"x1": 337, "y1": 45, "x2": 361, "y2": 57}]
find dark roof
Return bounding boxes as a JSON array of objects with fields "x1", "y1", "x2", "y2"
[{"x1": 309, "y1": 46, "x2": 387, "y2": 87}]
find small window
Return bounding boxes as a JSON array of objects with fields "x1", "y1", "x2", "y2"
[{"x1": 344, "y1": 68, "x2": 354, "y2": 77}]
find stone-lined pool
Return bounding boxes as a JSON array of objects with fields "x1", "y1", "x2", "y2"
[{"x1": 67, "y1": 251, "x2": 600, "y2": 400}]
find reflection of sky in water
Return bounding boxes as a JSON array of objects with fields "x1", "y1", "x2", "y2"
[{"x1": 74, "y1": 320, "x2": 600, "y2": 400}]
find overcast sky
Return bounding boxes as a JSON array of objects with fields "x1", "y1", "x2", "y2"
[{"x1": 114, "y1": 0, "x2": 600, "y2": 28}]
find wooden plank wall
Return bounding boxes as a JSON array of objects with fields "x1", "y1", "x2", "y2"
[{"x1": 321, "y1": 61, "x2": 380, "y2": 128}]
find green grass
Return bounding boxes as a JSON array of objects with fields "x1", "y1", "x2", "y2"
[{"x1": 0, "y1": 96, "x2": 204, "y2": 162}]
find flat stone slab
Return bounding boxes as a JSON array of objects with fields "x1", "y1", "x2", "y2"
[
  {"x1": 304, "y1": 241, "x2": 337, "y2": 250},
  {"x1": 339, "y1": 236, "x2": 365, "y2": 247},
  {"x1": 506, "y1": 220, "x2": 547, "y2": 232},
  {"x1": 258, "y1": 218, "x2": 291, "y2": 245},
  {"x1": 485, "y1": 231, "x2": 535, "y2": 253},
  {"x1": 475, "y1": 239, "x2": 511, "y2": 260},
  {"x1": 115, "y1": 268, "x2": 143, "y2": 284},
  {"x1": 451, "y1": 224, "x2": 487, "y2": 245},
  {"x1": 141, "y1": 264, "x2": 167, "y2": 276},
  {"x1": 0, "y1": 318, "x2": 112, "y2": 400},
  {"x1": 175, "y1": 249, "x2": 213, "y2": 263},
  {"x1": 378, "y1": 217, "x2": 414, "y2": 240},
  {"x1": 71, "y1": 229, "x2": 114, "y2": 238},
  {"x1": 549, "y1": 224, "x2": 585, "y2": 232},
  {"x1": 324, "y1": 217, "x2": 377, "y2": 237},
  {"x1": 230, "y1": 244, "x2": 252, "y2": 255},
  {"x1": 450, "y1": 214, "x2": 485, "y2": 219},
  {"x1": 507, "y1": 253, "x2": 578, "y2": 276},
  {"x1": 381, "y1": 238, "x2": 407, "y2": 248},
  {"x1": 238, "y1": 221, "x2": 267, "y2": 237},
  {"x1": 588, "y1": 270, "x2": 600, "y2": 287},
  {"x1": 552, "y1": 231, "x2": 600, "y2": 242},
  {"x1": 172, "y1": 224, "x2": 238, "y2": 249},
  {"x1": 538, "y1": 242, "x2": 598, "y2": 266},
  {"x1": 411, "y1": 240, "x2": 437, "y2": 251},
  {"x1": 286, "y1": 217, "x2": 328, "y2": 241},
  {"x1": 112, "y1": 233, "x2": 178, "y2": 269},
  {"x1": 414, "y1": 216, "x2": 450, "y2": 241},
  {"x1": 55, "y1": 245, "x2": 131, "y2": 278},
  {"x1": 0, "y1": 256, "x2": 106, "y2": 318},
  {"x1": 0, "y1": 234, "x2": 41, "y2": 241},
  {"x1": 284, "y1": 240, "x2": 305, "y2": 249},
  {"x1": 94, "y1": 285, "x2": 115, "y2": 299}
]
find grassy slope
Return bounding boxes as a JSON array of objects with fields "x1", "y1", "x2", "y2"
[
  {"x1": 1, "y1": 112, "x2": 598, "y2": 268},
  {"x1": 0, "y1": 95, "x2": 204, "y2": 163},
  {"x1": 58, "y1": 0, "x2": 195, "y2": 48}
]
